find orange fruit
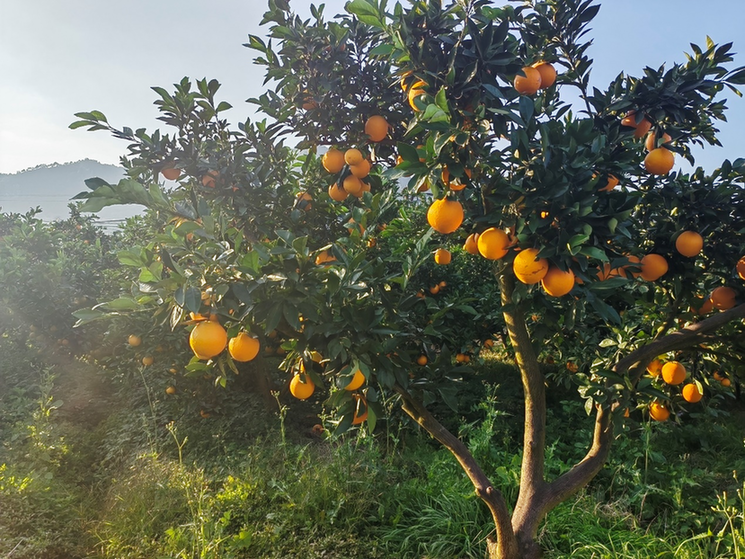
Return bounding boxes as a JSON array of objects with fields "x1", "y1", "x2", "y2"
[
  {"x1": 541, "y1": 266, "x2": 575, "y2": 297},
  {"x1": 228, "y1": 332, "x2": 260, "y2": 362},
  {"x1": 189, "y1": 320, "x2": 228, "y2": 360},
  {"x1": 647, "y1": 358, "x2": 663, "y2": 377},
  {"x1": 640, "y1": 254, "x2": 668, "y2": 281},
  {"x1": 290, "y1": 373, "x2": 315, "y2": 400},
  {"x1": 477, "y1": 228, "x2": 509, "y2": 260},
  {"x1": 737, "y1": 256, "x2": 745, "y2": 280},
  {"x1": 365, "y1": 115, "x2": 389, "y2": 142},
  {"x1": 514, "y1": 66, "x2": 542, "y2": 95},
  {"x1": 621, "y1": 111, "x2": 652, "y2": 139},
  {"x1": 349, "y1": 159, "x2": 371, "y2": 178},
  {"x1": 344, "y1": 369, "x2": 365, "y2": 391},
  {"x1": 161, "y1": 166, "x2": 181, "y2": 181},
  {"x1": 429, "y1": 285, "x2": 440, "y2": 295},
  {"x1": 649, "y1": 402, "x2": 670, "y2": 421},
  {"x1": 434, "y1": 248, "x2": 452, "y2": 265},
  {"x1": 201, "y1": 171, "x2": 219, "y2": 188},
  {"x1": 645, "y1": 132, "x2": 672, "y2": 151},
  {"x1": 166, "y1": 386, "x2": 176, "y2": 395},
  {"x1": 644, "y1": 147, "x2": 675, "y2": 175},
  {"x1": 296, "y1": 191, "x2": 312, "y2": 210},
  {"x1": 532, "y1": 62, "x2": 556, "y2": 88},
  {"x1": 455, "y1": 353, "x2": 468, "y2": 363},
  {"x1": 342, "y1": 175, "x2": 364, "y2": 196},
  {"x1": 328, "y1": 183, "x2": 348, "y2": 202},
  {"x1": 417, "y1": 355, "x2": 428, "y2": 366},
  {"x1": 692, "y1": 295, "x2": 714, "y2": 315},
  {"x1": 439, "y1": 280, "x2": 447, "y2": 288},
  {"x1": 142, "y1": 356, "x2": 154, "y2": 366},
  {"x1": 427, "y1": 198, "x2": 464, "y2": 234},
  {"x1": 128, "y1": 334, "x2": 142, "y2": 347},
  {"x1": 344, "y1": 149, "x2": 364, "y2": 166},
  {"x1": 513, "y1": 248, "x2": 549, "y2": 285},
  {"x1": 681, "y1": 383, "x2": 703, "y2": 403},
  {"x1": 566, "y1": 362, "x2": 579, "y2": 373},
  {"x1": 463, "y1": 233, "x2": 480, "y2": 255},
  {"x1": 720, "y1": 378, "x2": 732, "y2": 387},
  {"x1": 315, "y1": 250, "x2": 336, "y2": 265},
  {"x1": 322, "y1": 148, "x2": 346, "y2": 173},
  {"x1": 710, "y1": 286, "x2": 737, "y2": 310},
  {"x1": 408, "y1": 80, "x2": 428, "y2": 111},
  {"x1": 675, "y1": 231, "x2": 703, "y2": 257},
  {"x1": 351, "y1": 394, "x2": 368, "y2": 425},
  {"x1": 661, "y1": 361, "x2": 686, "y2": 385},
  {"x1": 598, "y1": 174, "x2": 619, "y2": 192}
]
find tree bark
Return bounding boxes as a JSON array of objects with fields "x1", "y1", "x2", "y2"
[{"x1": 498, "y1": 274, "x2": 549, "y2": 553}]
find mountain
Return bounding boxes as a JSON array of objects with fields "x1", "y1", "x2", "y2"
[{"x1": 0, "y1": 160, "x2": 140, "y2": 224}]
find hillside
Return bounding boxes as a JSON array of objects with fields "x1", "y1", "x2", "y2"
[{"x1": 0, "y1": 160, "x2": 138, "y2": 223}]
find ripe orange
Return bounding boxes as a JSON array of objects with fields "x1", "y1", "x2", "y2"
[
  {"x1": 645, "y1": 132, "x2": 672, "y2": 152},
  {"x1": 161, "y1": 166, "x2": 181, "y2": 181},
  {"x1": 189, "y1": 320, "x2": 228, "y2": 360},
  {"x1": 344, "y1": 369, "x2": 365, "y2": 391},
  {"x1": 429, "y1": 284, "x2": 440, "y2": 295},
  {"x1": 417, "y1": 355, "x2": 428, "y2": 366},
  {"x1": 621, "y1": 111, "x2": 652, "y2": 139},
  {"x1": 365, "y1": 115, "x2": 389, "y2": 142},
  {"x1": 640, "y1": 254, "x2": 668, "y2": 281},
  {"x1": 322, "y1": 148, "x2": 346, "y2": 173},
  {"x1": 720, "y1": 378, "x2": 732, "y2": 387},
  {"x1": 349, "y1": 159, "x2": 371, "y2": 179},
  {"x1": 710, "y1": 286, "x2": 737, "y2": 310},
  {"x1": 344, "y1": 149, "x2": 364, "y2": 166},
  {"x1": 352, "y1": 394, "x2": 368, "y2": 425},
  {"x1": 514, "y1": 66, "x2": 542, "y2": 95},
  {"x1": 566, "y1": 362, "x2": 579, "y2": 373},
  {"x1": 477, "y1": 228, "x2": 509, "y2": 260},
  {"x1": 142, "y1": 356, "x2": 154, "y2": 366},
  {"x1": 737, "y1": 256, "x2": 745, "y2": 280},
  {"x1": 532, "y1": 62, "x2": 556, "y2": 88},
  {"x1": 434, "y1": 248, "x2": 452, "y2": 265},
  {"x1": 328, "y1": 183, "x2": 348, "y2": 202},
  {"x1": 342, "y1": 175, "x2": 364, "y2": 196},
  {"x1": 439, "y1": 280, "x2": 447, "y2": 288},
  {"x1": 649, "y1": 402, "x2": 670, "y2": 422},
  {"x1": 427, "y1": 198, "x2": 464, "y2": 234},
  {"x1": 675, "y1": 231, "x2": 703, "y2": 257},
  {"x1": 513, "y1": 248, "x2": 549, "y2": 285},
  {"x1": 644, "y1": 147, "x2": 675, "y2": 175},
  {"x1": 661, "y1": 361, "x2": 686, "y2": 385},
  {"x1": 455, "y1": 353, "x2": 468, "y2": 363},
  {"x1": 647, "y1": 358, "x2": 663, "y2": 376},
  {"x1": 128, "y1": 334, "x2": 142, "y2": 347},
  {"x1": 463, "y1": 233, "x2": 479, "y2": 255},
  {"x1": 682, "y1": 383, "x2": 703, "y2": 403},
  {"x1": 228, "y1": 332, "x2": 260, "y2": 362},
  {"x1": 201, "y1": 171, "x2": 219, "y2": 188},
  {"x1": 692, "y1": 295, "x2": 714, "y2": 315},
  {"x1": 598, "y1": 174, "x2": 619, "y2": 192},
  {"x1": 296, "y1": 191, "x2": 312, "y2": 210},
  {"x1": 315, "y1": 250, "x2": 336, "y2": 265},
  {"x1": 166, "y1": 386, "x2": 176, "y2": 395},
  {"x1": 408, "y1": 80, "x2": 428, "y2": 111},
  {"x1": 290, "y1": 373, "x2": 315, "y2": 400},
  {"x1": 541, "y1": 266, "x2": 575, "y2": 297}
]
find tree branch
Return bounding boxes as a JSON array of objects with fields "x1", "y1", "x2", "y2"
[{"x1": 392, "y1": 383, "x2": 519, "y2": 556}]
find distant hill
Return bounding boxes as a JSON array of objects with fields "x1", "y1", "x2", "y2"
[{"x1": 0, "y1": 160, "x2": 141, "y2": 224}]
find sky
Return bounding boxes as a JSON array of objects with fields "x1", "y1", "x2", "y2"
[{"x1": 1, "y1": 0, "x2": 744, "y2": 175}]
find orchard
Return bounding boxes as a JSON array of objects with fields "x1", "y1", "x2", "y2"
[{"x1": 67, "y1": 0, "x2": 745, "y2": 557}]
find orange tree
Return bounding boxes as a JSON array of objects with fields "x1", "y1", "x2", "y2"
[{"x1": 70, "y1": 0, "x2": 745, "y2": 557}]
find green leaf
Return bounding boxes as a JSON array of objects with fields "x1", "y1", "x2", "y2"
[{"x1": 72, "y1": 308, "x2": 106, "y2": 326}]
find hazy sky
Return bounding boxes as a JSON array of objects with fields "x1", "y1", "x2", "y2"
[{"x1": 1, "y1": 0, "x2": 744, "y2": 174}]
